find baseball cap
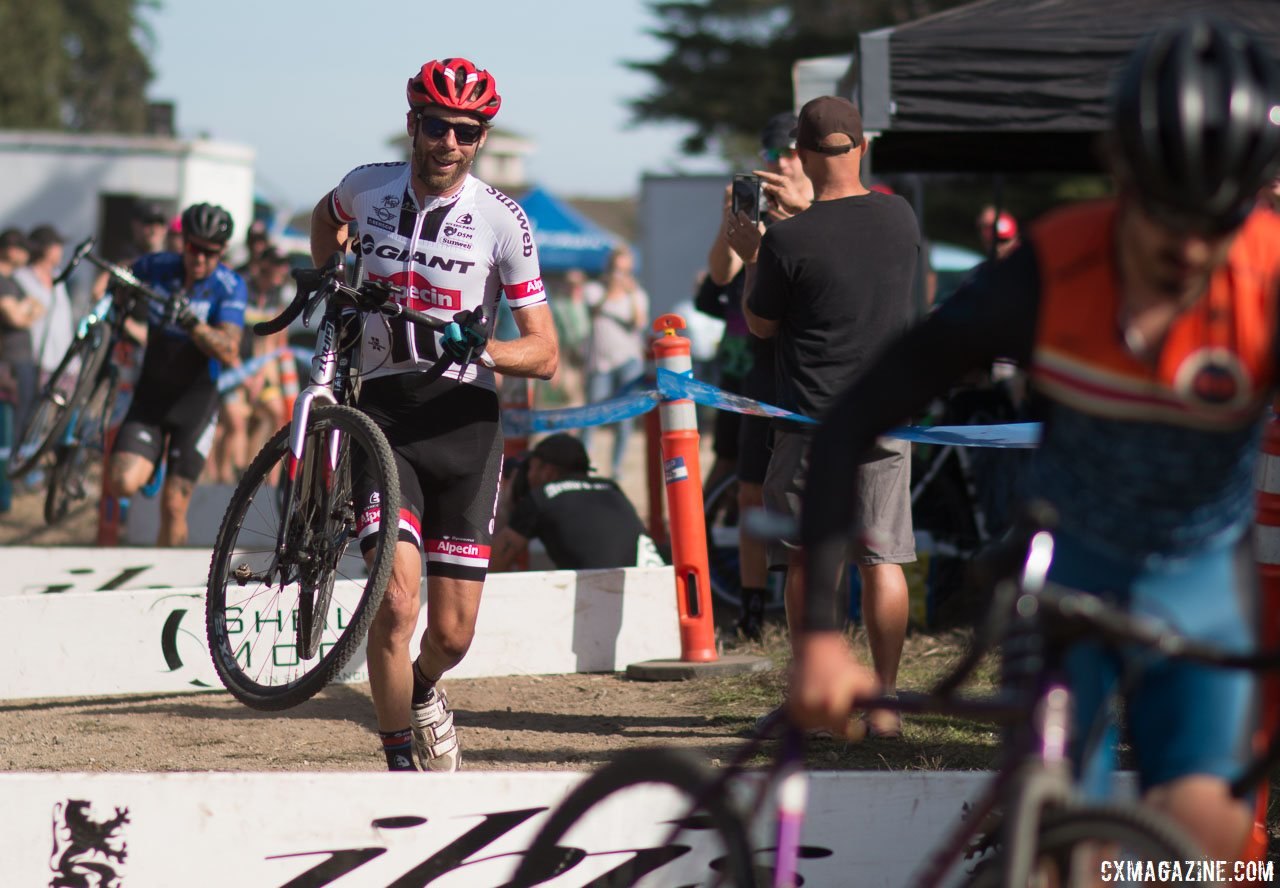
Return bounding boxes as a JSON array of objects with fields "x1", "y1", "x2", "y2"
[
  {"x1": 134, "y1": 200, "x2": 167, "y2": 224},
  {"x1": 531, "y1": 433, "x2": 591, "y2": 473},
  {"x1": 759, "y1": 112, "x2": 798, "y2": 152},
  {"x1": 795, "y1": 96, "x2": 864, "y2": 154},
  {"x1": 0, "y1": 227, "x2": 30, "y2": 252}
]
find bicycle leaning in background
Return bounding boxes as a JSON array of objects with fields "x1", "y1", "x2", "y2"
[{"x1": 204, "y1": 251, "x2": 493, "y2": 711}]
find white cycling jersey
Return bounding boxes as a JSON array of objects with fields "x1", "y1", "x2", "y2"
[{"x1": 327, "y1": 163, "x2": 546, "y2": 390}]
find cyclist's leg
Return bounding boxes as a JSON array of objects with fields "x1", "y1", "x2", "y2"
[
  {"x1": 1125, "y1": 536, "x2": 1257, "y2": 859},
  {"x1": 359, "y1": 444, "x2": 426, "y2": 734},
  {"x1": 155, "y1": 399, "x2": 218, "y2": 547},
  {"x1": 108, "y1": 407, "x2": 165, "y2": 498},
  {"x1": 415, "y1": 395, "x2": 504, "y2": 679}
]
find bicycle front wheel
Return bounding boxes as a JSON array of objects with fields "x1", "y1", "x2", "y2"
[
  {"x1": 44, "y1": 369, "x2": 118, "y2": 525},
  {"x1": 508, "y1": 747, "x2": 759, "y2": 888},
  {"x1": 8, "y1": 334, "x2": 106, "y2": 479},
  {"x1": 963, "y1": 805, "x2": 1205, "y2": 888},
  {"x1": 206, "y1": 404, "x2": 400, "y2": 711}
]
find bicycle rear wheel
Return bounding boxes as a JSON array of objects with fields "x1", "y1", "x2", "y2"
[
  {"x1": 8, "y1": 333, "x2": 106, "y2": 479},
  {"x1": 44, "y1": 369, "x2": 117, "y2": 525},
  {"x1": 963, "y1": 804, "x2": 1205, "y2": 887},
  {"x1": 508, "y1": 747, "x2": 758, "y2": 888},
  {"x1": 206, "y1": 404, "x2": 400, "y2": 711}
]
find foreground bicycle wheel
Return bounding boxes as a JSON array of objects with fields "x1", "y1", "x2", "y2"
[
  {"x1": 963, "y1": 805, "x2": 1205, "y2": 887},
  {"x1": 44, "y1": 371, "x2": 118, "y2": 525},
  {"x1": 8, "y1": 334, "x2": 106, "y2": 479},
  {"x1": 206, "y1": 404, "x2": 400, "y2": 711},
  {"x1": 508, "y1": 747, "x2": 758, "y2": 888}
]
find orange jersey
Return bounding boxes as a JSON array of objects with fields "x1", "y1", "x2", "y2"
[{"x1": 1030, "y1": 200, "x2": 1280, "y2": 431}]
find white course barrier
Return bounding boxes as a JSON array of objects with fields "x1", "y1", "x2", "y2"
[
  {"x1": 3, "y1": 769, "x2": 1005, "y2": 887},
  {"x1": 0, "y1": 567, "x2": 681, "y2": 699}
]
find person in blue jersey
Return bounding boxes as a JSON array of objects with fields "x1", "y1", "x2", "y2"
[{"x1": 108, "y1": 202, "x2": 247, "y2": 546}]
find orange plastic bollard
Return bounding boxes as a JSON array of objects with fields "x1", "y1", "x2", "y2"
[
  {"x1": 651, "y1": 312, "x2": 717, "y2": 663},
  {"x1": 280, "y1": 347, "x2": 300, "y2": 422},
  {"x1": 1247, "y1": 410, "x2": 1280, "y2": 863}
]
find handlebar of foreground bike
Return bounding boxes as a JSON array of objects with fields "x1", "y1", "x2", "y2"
[{"x1": 255, "y1": 253, "x2": 495, "y2": 370}]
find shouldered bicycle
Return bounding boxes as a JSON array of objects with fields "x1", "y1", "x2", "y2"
[
  {"x1": 6, "y1": 238, "x2": 172, "y2": 525},
  {"x1": 204, "y1": 251, "x2": 492, "y2": 711}
]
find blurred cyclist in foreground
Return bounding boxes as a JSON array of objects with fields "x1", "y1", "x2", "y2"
[{"x1": 789, "y1": 17, "x2": 1280, "y2": 862}]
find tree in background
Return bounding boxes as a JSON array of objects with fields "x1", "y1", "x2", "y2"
[
  {"x1": 629, "y1": 0, "x2": 969, "y2": 164},
  {"x1": 0, "y1": 0, "x2": 156, "y2": 133}
]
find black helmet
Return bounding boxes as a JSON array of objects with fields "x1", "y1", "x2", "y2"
[
  {"x1": 180, "y1": 202, "x2": 234, "y2": 245},
  {"x1": 1110, "y1": 17, "x2": 1280, "y2": 233}
]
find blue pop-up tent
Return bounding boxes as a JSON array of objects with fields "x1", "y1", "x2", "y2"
[{"x1": 518, "y1": 185, "x2": 619, "y2": 274}]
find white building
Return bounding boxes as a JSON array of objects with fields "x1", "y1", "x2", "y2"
[{"x1": 0, "y1": 130, "x2": 254, "y2": 264}]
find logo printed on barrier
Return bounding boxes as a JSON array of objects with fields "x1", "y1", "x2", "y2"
[
  {"x1": 263, "y1": 808, "x2": 834, "y2": 886},
  {"x1": 50, "y1": 800, "x2": 130, "y2": 887},
  {"x1": 664, "y1": 456, "x2": 689, "y2": 484}
]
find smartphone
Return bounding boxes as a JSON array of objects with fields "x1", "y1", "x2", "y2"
[{"x1": 731, "y1": 173, "x2": 765, "y2": 224}]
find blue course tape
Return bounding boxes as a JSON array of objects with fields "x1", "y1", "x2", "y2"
[
  {"x1": 504, "y1": 390, "x2": 662, "y2": 437},
  {"x1": 216, "y1": 348, "x2": 293, "y2": 394}
]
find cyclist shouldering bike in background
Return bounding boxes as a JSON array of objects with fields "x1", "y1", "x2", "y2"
[
  {"x1": 309, "y1": 57, "x2": 558, "y2": 773},
  {"x1": 107, "y1": 202, "x2": 247, "y2": 547},
  {"x1": 789, "y1": 17, "x2": 1280, "y2": 864}
]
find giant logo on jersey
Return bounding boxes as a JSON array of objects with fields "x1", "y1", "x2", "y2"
[
  {"x1": 1173, "y1": 347, "x2": 1253, "y2": 410},
  {"x1": 368, "y1": 270, "x2": 461, "y2": 311},
  {"x1": 372, "y1": 244, "x2": 475, "y2": 273}
]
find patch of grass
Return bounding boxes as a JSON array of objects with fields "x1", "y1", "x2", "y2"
[{"x1": 696, "y1": 620, "x2": 1003, "y2": 772}]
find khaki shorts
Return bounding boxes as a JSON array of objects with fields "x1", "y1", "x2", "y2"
[{"x1": 762, "y1": 427, "x2": 915, "y2": 570}]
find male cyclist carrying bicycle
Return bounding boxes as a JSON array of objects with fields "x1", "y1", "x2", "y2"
[
  {"x1": 108, "y1": 202, "x2": 246, "y2": 547},
  {"x1": 789, "y1": 18, "x2": 1280, "y2": 863},
  {"x1": 309, "y1": 57, "x2": 557, "y2": 772}
]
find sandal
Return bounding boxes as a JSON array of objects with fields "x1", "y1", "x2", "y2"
[{"x1": 861, "y1": 695, "x2": 903, "y2": 740}]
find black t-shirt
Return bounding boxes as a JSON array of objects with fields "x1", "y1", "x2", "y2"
[
  {"x1": 0, "y1": 273, "x2": 33, "y2": 363},
  {"x1": 508, "y1": 474, "x2": 652, "y2": 570},
  {"x1": 748, "y1": 191, "x2": 920, "y2": 420}
]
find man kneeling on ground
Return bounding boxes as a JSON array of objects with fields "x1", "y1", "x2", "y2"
[{"x1": 490, "y1": 433, "x2": 664, "y2": 571}]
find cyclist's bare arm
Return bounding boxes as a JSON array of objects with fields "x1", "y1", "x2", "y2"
[
  {"x1": 487, "y1": 302, "x2": 558, "y2": 380},
  {"x1": 189, "y1": 320, "x2": 243, "y2": 367},
  {"x1": 310, "y1": 193, "x2": 347, "y2": 267}
]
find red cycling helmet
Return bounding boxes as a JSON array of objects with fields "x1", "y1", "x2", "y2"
[{"x1": 407, "y1": 58, "x2": 501, "y2": 120}]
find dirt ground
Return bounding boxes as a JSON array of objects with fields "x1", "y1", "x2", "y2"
[{"x1": 0, "y1": 475, "x2": 799, "y2": 774}]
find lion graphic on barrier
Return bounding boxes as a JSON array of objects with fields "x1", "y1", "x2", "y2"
[{"x1": 49, "y1": 800, "x2": 130, "y2": 888}]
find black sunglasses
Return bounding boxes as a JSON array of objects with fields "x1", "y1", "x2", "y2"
[
  {"x1": 184, "y1": 240, "x2": 223, "y2": 258},
  {"x1": 418, "y1": 115, "x2": 485, "y2": 145}
]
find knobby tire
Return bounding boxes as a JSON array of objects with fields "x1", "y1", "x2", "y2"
[
  {"x1": 508, "y1": 747, "x2": 758, "y2": 888},
  {"x1": 206, "y1": 404, "x2": 399, "y2": 711},
  {"x1": 962, "y1": 805, "x2": 1206, "y2": 887}
]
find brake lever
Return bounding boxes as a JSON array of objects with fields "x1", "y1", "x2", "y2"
[{"x1": 302, "y1": 279, "x2": 339, "y2": 328}]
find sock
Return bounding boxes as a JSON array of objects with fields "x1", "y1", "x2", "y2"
[
  {"x1": 380, "y1": 728, "x2": 417, "y2": 771},
  {"x1": 411, "y1": 658, "x2": 438, "y2": 707}
]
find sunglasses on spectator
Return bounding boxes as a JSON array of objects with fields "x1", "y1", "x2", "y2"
[
  {"x1": 418, "y1": 116, "x2": 485, "y2": 145},
  {"x1": 185, "y1": 240, "x2": 223, "y2": 258},
  {"x1": 759, "y1": 145, "x2": 797, "y2": 164}
]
